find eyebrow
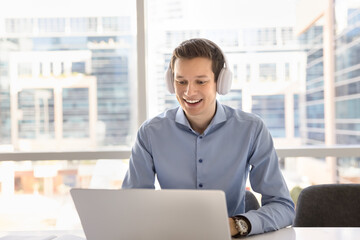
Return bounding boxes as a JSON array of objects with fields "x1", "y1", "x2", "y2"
[{"x1": 175, "y1": 75, "x2": 210, "y2": 79}]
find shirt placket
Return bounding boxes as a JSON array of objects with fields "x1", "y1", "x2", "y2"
[{"x1": 196, "y1": 134, "x2": 205, "y2": 189}]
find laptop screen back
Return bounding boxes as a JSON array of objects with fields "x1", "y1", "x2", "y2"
[{"x1": 70, "y1": 188, "x2": 231, "y2": 240}]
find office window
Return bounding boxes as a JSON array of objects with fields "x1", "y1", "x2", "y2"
[
  {"x1": 299, "y1": 19, "x2": 326, "y2": 145},
  {"x1": 5, "y1": 18, "x2": 34, "y2": 33},
  {"x1": 252, "y1": 95, "x2": 286, "y2": 138},
  {"x1": 70, "y1": 17, "x2": 98, "y2": 32},
  {"x1": 243, "y1": 28, "x2": 277, "y2": 46},
  {"x1": 233, "y1": 64, "x2": 238, "y2": 80},
  {"x1": 294, "y1": 94, "x2": 300, "y2": 137},
  {"x1": 335, "y1": 0, "x2": 360, "y2": 148},
  {"x1": 246, "y1": 64, "x2": 251, "y2": 82},
  {"x1": 307, "y1": 122, "x2": 325, "y2": 129},
  {"x1": 306, "y1": 78, "x2": 324, "y2": 90},
  {"x1": 258, "y1": 27, "x2": 277, "y2": 46},
  {"x1": 218, "y1": 89, "x2": 242, "y2": 110},
  {"x1": 17, "y1": 62, "x2": 32, "y2": 77},
  {"x1": 71, "y1": 62, "x2": 86, "y2": 74},
  {"x1": 307, "y1": 132, "x2": 325, "y2": 142},
  {"x1": 307, "y1": 49, "x2": 323, "y2": 63},
  {"x1": 0, "y1": 0, "x2": 137, "y2": 231},
  {"x1": 336, "y1": 98, "x2": 360, "y2": 119},
  {"x1": 285, "y1": 63, "x2": 290, "y2": 81},
  {"x1": 335, "y1": 81, "x2": 360, "y2": 97},
  {"x1": 306, "y1": 90, "x2": 324, "y2": 101},
  {"x1": 63, "y1": 88, "x2": 89, "y2": 138},
  {"x1": 102, "y1": 17, "x2": 131, "y2": 32},
  {"x1": 259, "y1": 63, "x2": 277, "y2": 82},
  {"x1": 147, "y1": 0, "x2": 299, "y2": 119},
  {"x1": 281, "y1": 27, "x2": 294, "y2": 45},
  {"x1": 38, "y1": 18, "x2": 66, "y2": 33},
  {"x1": 306, "y1": 103, "x2": 325, "y2": 119},
  {"x1": 335, "y1": 67, "x2": 360, "y2": 82},
  {"x1": 0, "y1": 1, "x2": 137, "y2": 151},
  {"x1": 17, "y1": 89, "x2": 55, "y2": 139},
  {"x1": 306, "y1": 61, "x2": 324, "y2": 82},
  {"x1": 0, "y1": 92, "x2": 11, "y2": 144}
]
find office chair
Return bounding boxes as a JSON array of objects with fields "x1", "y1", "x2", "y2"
[
  {"x1": 293, "y1": 184, "x2": 360, "y2": 227},
  {"x1": 245, "y1": 190, "x2": 260, "y2": 212}
]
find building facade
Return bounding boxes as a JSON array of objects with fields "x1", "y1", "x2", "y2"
[{"x1": 0, "y1": 16, "x2": 136, "y2": 151}]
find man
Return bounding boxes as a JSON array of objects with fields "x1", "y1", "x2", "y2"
[{"x1": 122, "y1": 38, "x2": 295, "y2": 237}]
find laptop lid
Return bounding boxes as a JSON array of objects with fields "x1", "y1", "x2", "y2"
[{"x1": 70, "y1": 188, "x2": 231, "y2": 240}]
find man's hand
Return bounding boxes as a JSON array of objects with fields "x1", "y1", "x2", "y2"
[{"x1": 229, "y1": 217, "x2": 239, "y2": 236}]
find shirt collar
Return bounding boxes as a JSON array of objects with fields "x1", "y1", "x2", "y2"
[{"x1": 175, "y1": 100, "x2": 227, "y2": 135}]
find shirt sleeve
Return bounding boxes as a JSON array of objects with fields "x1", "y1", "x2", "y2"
[
  {"x1": 241, "y1": 119, "x2": 295, "y2": 235},
  {"x1": 122, "y1": 124, "x2": 156, "y2": 189}
]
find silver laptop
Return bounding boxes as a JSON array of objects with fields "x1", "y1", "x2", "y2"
[{"x1": 70, "y1": 188, "x2": 231, "y2": 240}]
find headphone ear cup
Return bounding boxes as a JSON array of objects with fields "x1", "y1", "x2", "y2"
[
  {"x1": 217, "y1": 68, "x2": 232, "y2": 95},
  {"x1": 165, "y1": 67, "x2": 175, "y2": 94}
]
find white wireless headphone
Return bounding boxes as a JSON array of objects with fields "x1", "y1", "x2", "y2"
[{"x1": 165, "y1": 39, "x2": 233, "y2": 95}]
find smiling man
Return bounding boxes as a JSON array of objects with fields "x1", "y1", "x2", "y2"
[
  {"x1": 122, "y1": 38, "x2": 295, "y2": 237},
  {"x1": 174, "y1": 57, "x2": 217, "y2": 134}
]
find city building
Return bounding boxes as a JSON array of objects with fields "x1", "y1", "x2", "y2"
[
  {"x1": 0, "y1": 15, "x2": 137, "y2": 151},
  {"x1": 149, "y1": 27, "x2": 306, "y2": 147}
]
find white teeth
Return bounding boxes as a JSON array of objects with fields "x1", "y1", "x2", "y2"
[{"x1": 185, "y1": 99, "x2": 201, "y2": 104}]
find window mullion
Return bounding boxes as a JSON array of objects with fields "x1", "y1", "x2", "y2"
[{"x1": 136, "y1": 0, "x2": 148, "y2": 127}]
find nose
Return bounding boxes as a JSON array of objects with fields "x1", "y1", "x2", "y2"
[{"x1": 185, "y1": 82, "x2": 197, "y2": 96}]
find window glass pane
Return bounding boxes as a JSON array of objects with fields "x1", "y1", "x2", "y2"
[
  {"x1": 18, "y1": 89, "x2": 55, "y2": 139},
  {"x1": 294, "y1": 94, "x2": 300, "y2": 137},
  {"x1": 0, "y1": 0, "x2": 136, "y2": 231},
  {"x1": 63, "y1": 88, "x2": 89, "y2": 138},
  {"x1": 0, "y1": 159, "x2": 129, "y2": 231},
  {"x1": 259, "y1": 63, "x2": 277, "y2": 81},
  {"x1": 334, "y1": 0, "x2": 360, "y2": 147},
  {"x1": 0, "y1": 0, "x2": 137, "y2": 152},
  {"x1": 283, "y1": 156, "x2": 360, "y2": 197},
  {"x1": 147, "y1": 0, "x2": 301, "y2": 146},
  {"x1": 246, "y1": 64, "x2": 251, "y2": 82},
  {"x1": 285, "y1": 63, "x2": 290, "y2": 81},
  {"x1": 70, "y1": 17, "x2": 98, "y2": 33},
  {"x1": 146, "y1": 0, "x2": 360, "y2": 192},
  {"x1": 252, "y1": 95, "x2": 285, "y2": 138},
  {"x1": 299, "y1": 18, "x2": 326, "y2": 145}
]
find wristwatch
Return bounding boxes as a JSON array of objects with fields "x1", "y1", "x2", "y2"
[{"x1": 232, "y1": 216, "x2": 251, "y2": 237}]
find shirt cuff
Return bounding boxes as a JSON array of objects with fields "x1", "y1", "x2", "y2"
[{"x1": 239, "y1": 211, "x2": 262, "y2": 236}]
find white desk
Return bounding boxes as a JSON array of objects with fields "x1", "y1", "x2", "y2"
[
  {"x1": 246, "y1": 227, "x2": 360, "y2": 240},
  {"x1": 1, "y1": 227, "x2": 359, "y2": 239},
  {"x1": 0, "y1": 230, "x2": 85, "y2": 239}
]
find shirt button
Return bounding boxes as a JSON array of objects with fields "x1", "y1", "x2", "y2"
[
  {"x1": 199, "y1": 136, "x2": 203, "y2": 139},
  {"x1": 199, "y1": 184, "x2": 203, "y2": 188},
  {"x1": 199, "y1": 159, "x2": 203, "y2": 163}
]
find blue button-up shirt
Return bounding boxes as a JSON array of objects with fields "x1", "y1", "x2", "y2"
[{"x1": 122, "y1": 101, "x2": 295, "y2": 235}]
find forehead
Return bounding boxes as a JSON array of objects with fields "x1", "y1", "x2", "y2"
[{"x1": 174, "y1": 57, "x2": 213, "y2": 74}]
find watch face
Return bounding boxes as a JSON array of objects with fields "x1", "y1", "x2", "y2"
[{"x1": 237, "y1": 219, "x2": 249, "y2": 235}]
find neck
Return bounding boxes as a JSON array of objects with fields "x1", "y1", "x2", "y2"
[
  {"x1": 189, "y1": 117, "x2": 212, "y2": 134},
  {"x1": 186, "y1": 104, "x2": 217, "y2": 134}
]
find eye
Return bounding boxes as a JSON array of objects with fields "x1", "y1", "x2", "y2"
[
  {"x1": 175, "y1": 80, "x2": 187, "y2": 85},
  {"x1": 197, "y1": 80, "x2": 207, "y2": 85}
]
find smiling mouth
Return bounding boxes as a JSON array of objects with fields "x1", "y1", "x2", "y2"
[{"x1": 184, "y1": 99, "x2": 202, "y2": 104}]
